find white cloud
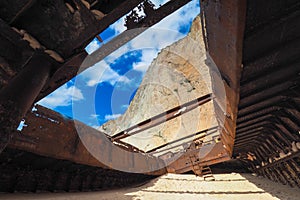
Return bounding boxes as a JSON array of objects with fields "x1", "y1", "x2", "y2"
[
  {"x1": 85, "y1": 39, "x2": 101, "y2": 54},
  {"x1": 121, "y1": 104, "x2": 129, "y2": 110},
  {"x1": 154, "y1": 0, "x2": 200, "y2": 32},
  {"x1": 151, "y1": 0, "x2": 169, "y2": 7},
  {"x1": 103, "y1": 0, "x2": 199, "y2": 74},
  {"x1": 90, "y1": 114, "x2": 100, "y2": 119},
  {"x1": 132, "y1": 49, "x2": 159, "y2": 73},
  {"x1": 104, "y1": 113, "x2": 122, "y2": 121},
  {"x1": 82, "y1": 0, "x2": 199, "y2": 87},
  {"x1": 129, "y1": 28, "x2": 184, "y2": 51},
  {"x1": 104, "y1": 44, "x2": 130, "y2": 64},
  {"x1": 38, "y1": 84, "x2": 84, "y2": 109},
  {"x1": 81, "y1": 60, "x2": 131, "y2": 87},
  {"x1": 110, "y1": 18, "x2": 126, "y2": 34}
]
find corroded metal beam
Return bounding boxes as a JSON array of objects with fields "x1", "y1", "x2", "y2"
[
  {"x1": 0, "y1": 53, "x2": 54, "y2": 153},
  {"x1": 74, "y1": 0, "x2": 145, "y2": 52},
  {"x1": 7, "y1": 105, "x2": 167, "y2": 176},
  {"x1": 80, "y1": 0, "x2": 192, "y2": 72},
  {"x1": 112, "y1": 94, "x2": 213, "y2": 141},
  {"x1": 37, "y1": 0, "x2": 193, "y2": 101},
  {"x1": 36, "y1": 51, "x2": 88, "y2": 101},
  {"x1": 201, "y1": 0, "x2": 247, "y2": 156},
  {"x1": 147, "y1": 126, "x2": 219, "y2": 154}
]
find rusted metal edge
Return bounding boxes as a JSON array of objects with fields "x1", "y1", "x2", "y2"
[
  {"x1": 80, "y1": 0, "x2": 192, "y2": 72},
  {"x1": 74, "y1": 0, "x2": 145, "y2": 51},
  {"x1": 147, "y1": 126, "x2": 219, "y2": 154},
  {"x1": 111, "y1": 93, "x2": 213, "y2": 141},
  {"x1": 200, "y1": 0, "x2": 247, "y2": 157},
  {"x1": 8, "y1": 105, "x2": 167, "y2": 175}
]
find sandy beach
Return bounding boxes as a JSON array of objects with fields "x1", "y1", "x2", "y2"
[{"x1": 0, "y1": 173, "x2": 299, "y2": 200}]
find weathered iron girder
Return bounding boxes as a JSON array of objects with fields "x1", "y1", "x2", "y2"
[
  {"x1": 147, "y1": 126, "x2": 219, "y2": 154},
  {"x1": 111, "y1": 93, "x2": 213, "y2": 141},
  {"x1": 36, "y1": 0, "x2": 193, "y2": 102},
  {"x1": 8, "y1": 105, "x2": 167, "y2": 176},
  {"x1": 0, "y1": 53, "x2": 55, "y2": 152},
  {"x1": 79, "y1": 0, "x2": 193, "y2": 72},
  {"x1": 200, "y1": 0, "x2": 246, "y2": 156}
]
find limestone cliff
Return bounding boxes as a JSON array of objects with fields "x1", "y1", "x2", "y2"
[{"x1": 99, "y1": 16, "x2": 218, "y2": 152}]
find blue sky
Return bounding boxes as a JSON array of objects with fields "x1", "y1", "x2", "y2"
[{"x1": 38, "y1": 0, "x2": 200, "y2": 129}]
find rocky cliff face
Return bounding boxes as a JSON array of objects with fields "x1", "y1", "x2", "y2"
[{"x1": 99, "y1": 16, "x2": 218, "y2": 152}]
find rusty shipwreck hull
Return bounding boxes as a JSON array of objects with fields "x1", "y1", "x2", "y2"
[
  {"x1": 9, "y1": 105, "x2": 167, "y2": 175},
  {"x1": 197, "y1": 0, "x2": 300, "y2": 188},
  {"x1": 1, "y1": 0, "x2": 300, "y2": 193},
  {"x1": 0, "y1": 0, "x2": 194, "y2": 192}
]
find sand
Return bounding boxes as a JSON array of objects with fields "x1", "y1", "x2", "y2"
[{"x1": 0, "y1": 173, "x2": 299, "y2": 200}]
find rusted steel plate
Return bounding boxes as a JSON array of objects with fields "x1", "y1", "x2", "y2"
[
  {"x1": 8, "y1": 105, "x2": 166, "y2": 175},
  {"x1": 201, "y1": 0, "x2": 247, "y2": 156}
]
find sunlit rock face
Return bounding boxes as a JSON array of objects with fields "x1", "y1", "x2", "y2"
[{"x1": 99, "y1": 16, "x2": 217, "y2": 152}]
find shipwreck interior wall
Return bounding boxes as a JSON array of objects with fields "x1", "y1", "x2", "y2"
[
  {"x1": 233, "y1": 0, "x2": 300, "y2": 187},
  {"x1": 0, "y1": 0, "x2": 300, "y2": 193},
  {"x1": 201, "y1": 0, "x2": 300, "y2": 188}
]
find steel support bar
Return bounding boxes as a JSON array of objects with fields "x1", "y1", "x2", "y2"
[
  {"x1": 271, "y1": 127, "x2": 293, "y2": 147},
  {"x1": 38, "y1": 0, "x2": 193, "y2": 102},
  {"x1": 240, "y1": 60, "x2": 300, "y2": 98},
  {"x1": 269, "y1": 135, "x2": 285, "y2": 151},
  {"x1": 238, "y1": 95, "x2": 288, "y2": 117},
  {"x1": 80, "y1": 0, "x2": 192, "y2": 72},
  {"x1": 74, "y1": 0, "x2": 145, "y2": 51},
  {"x1": 254, "y1": 149, "x2": 264, "y2": 162},
  {"x1": 273, "y1": 117, "x2": 299, "y2": 141},
  {"x1": 0, "y1": 53, "x2": 53, "y2": 152},
  {"x1": 36, "y1": 51, "x2": 88, "y2": 101},
  {"x1": 111, "y1": 94, "x2": 213, "y2": 141},
  {"x1": 273, "y1": 166, "x2": 287, "y2": 185},
  {"x1": 147, "y1": 126, "x2": 219, "y2": 154},
  {"x1": 241, "y1": 38, "x2": 300, "y2": 84},
  {"x1": 258, "y1": 151, "x2": 300, "y2": 171},
  {"x1": 265, "y1": 138, "x2": 281, "y2": 152},
  {"x1": 284, "y1": 162, "x2": 300, "y2": 186}
]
